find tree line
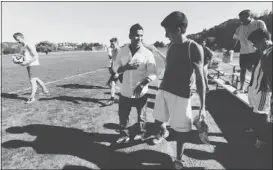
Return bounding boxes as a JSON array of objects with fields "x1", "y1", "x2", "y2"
[
  {"x1": 1, "y1": 41, "x2": 105, "y2": 55},
  {"x1": 2, "y1": 10, "x2": 271, "y2": 55}
]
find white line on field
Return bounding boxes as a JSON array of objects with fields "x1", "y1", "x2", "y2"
[{"x1": 9, "y1": 68, "x2": 106, "y2": 94}]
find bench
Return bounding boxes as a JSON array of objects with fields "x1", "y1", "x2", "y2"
[
  {"x1": 213, "y1": 78, "x2": 249, "y2": 105},
  {"x1": 209, "y1": 64, "x2": 250, "y2": 106}
]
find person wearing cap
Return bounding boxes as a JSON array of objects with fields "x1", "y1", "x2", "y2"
[
  {"x1": 227, "y1": 9, "x2": 267, "y2": 94},
  {"x1": 112, "y1": 23, "x2": 157, "y2": 144},
  {"x1": 247, "y1": 28, "x2": 272, "y2": 148},
  {"x1": 151, "y1": 11, "x2": 207, "y2": 169}
]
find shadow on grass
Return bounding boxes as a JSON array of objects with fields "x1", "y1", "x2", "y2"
[
  {"x1": 39, "y1": 96, "x2": 111, "y2": 106},
  {"x1": 57, "y1": 84, "x2": 108, "y2": 90},
  {"x1": 62, "y1": 165, "x2": 92, "y2": 169},
  {"x1": 147, "y1": 101, "x2": 200, "y2": 111},
  {"x1": 103, "y1": 92, "x2": 121, "y2": 97},
  {"x1": 1, "y1": 93, "x2": 27, "y2": 101},
  {"x1": 3, "y1": 124, "x2": 175, "y2": 169},
  {"x1": 189, "y1": 89, "x2": 272, "y2": 169}
]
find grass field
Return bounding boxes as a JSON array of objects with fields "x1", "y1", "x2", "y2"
[{"x1": 1, "y1": 51, "x2": 272, "y2": 169}]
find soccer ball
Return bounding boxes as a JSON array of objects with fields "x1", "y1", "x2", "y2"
[{"x1": 12, "y1": 55, "x2": 24, "y2": 64}]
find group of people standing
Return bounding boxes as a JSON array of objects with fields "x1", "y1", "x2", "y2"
[
  {"x1": 12, "y1": 8, "x2": 271, "y2": 169},
  {"x1": 105, "y1": 9, "x2": 272, "y2": 169},
  {"x1": 105, "y1": 11, "x2": 211, "y2": 169}
]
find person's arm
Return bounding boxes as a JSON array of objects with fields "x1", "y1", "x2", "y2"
[
  {"x1": 112, "y1": 49, "x2": 123, "y2": 73},
  {"x1": 191, "y1": 42, "x2": 206, "y2": 116},
  {"x1": 227, "y1": 27, "x2": 240, "y2": 51},
  {"x1": 205, "y1": 46, "x2": 214, "y2": 61},
  {"x1": 107, "y1": 47, "x2": 113, "y2": 59},
  {"x1": 257, "y1": 20, "x2": 267, "y2": 30}
]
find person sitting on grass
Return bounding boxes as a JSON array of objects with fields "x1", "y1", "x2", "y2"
[
  {"x1": 246, "y1": 28, "x2": 272, "y2": 148},
  {"x1": 13, "y1": 32, "x2": 49, "y2": 104}
]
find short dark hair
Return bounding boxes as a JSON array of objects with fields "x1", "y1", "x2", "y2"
[
  {"x1": 161, "y1": 11, "x2": 188, "y2": 34},
  {"x1": 239, "y1": 9, "x2": 251, "y2": 17},
  {"x1": 248, "y1": 28, "x2": 271, "y2": 42},
  {"x1": 13, "y1": 32, "x2": 24, "y2": 39},
  {"x1": 129, "y1": 23, "x2": 143, "y2": 36},
  {"x1": 110, "y1": 37, "x2": 118, "y2": 43}
]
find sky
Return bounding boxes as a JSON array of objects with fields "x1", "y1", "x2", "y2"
[{"x1": 1, "y1": 1, "x2": 272, "y2": 45}]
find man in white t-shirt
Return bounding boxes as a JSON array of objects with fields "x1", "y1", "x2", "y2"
[
  {"x1": 228, "y1": 9, "x2": 267, "y2": 94},
  {"x1": 13, "y1": 32, "x2": 49, "y2": 104}
]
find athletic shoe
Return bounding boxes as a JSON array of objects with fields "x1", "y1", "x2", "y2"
[
  {"x1": 105, "y1": 98, "x2": 115, "y2": 105},
  {"x1": 173, "y1": 159, "x2": 184, "y2": 170},
  {"x1": 26, "y1": 97, "x2": 36, "y2": 104},
  {"x1": 133, "y1": 132, "x2": 150, "y2": 141},
  {"x1": 39, "y1": 90, "x2": 50, "y2": 96},
  {"x1": 116, "y1": 135, "x2": 130, "y2": 144},
  {"x1": 152, "y1": 128, "x2": 169, "y2": 145}
]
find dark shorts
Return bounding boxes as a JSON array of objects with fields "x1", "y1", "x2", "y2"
[
  {"x1": 239, "y1": 52, "x2": 260, "y2": 69},
  {"x1": 27, "y1": 66, "x2": 39, "y2": 79}
]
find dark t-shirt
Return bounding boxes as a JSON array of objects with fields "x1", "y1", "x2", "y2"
[{"x1": 160, "y1": 40, "x2": 203, "y2": 98}]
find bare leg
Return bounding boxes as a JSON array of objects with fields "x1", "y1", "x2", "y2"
[
  {"x1": 30, "y1": 78, "x2": 38, "y2": 98},
  {"x1": 26, "y1": 78, "x2": 37, "y2": 104},
  {"x1": 106, "y1": 81, "x2": 116, "y2": 105},
  {"x1": 110, "y1": 81, "x2": 116, "y2": 98},
  {"x1": 174, "y1": 131, "x2": 187, "y2": 169},
  {"x1": 36, "y1": 78, "x2": 49, "y2": 93},
  {"x1": 240, "y1": 68, "x2": 247, "y2": 91}
]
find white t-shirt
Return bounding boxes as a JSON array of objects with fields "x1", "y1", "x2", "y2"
[{"x1": 233, "y1": 19, "x2": 267, "y2": 54}]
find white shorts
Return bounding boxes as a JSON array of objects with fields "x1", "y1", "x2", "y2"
[
  {"x1": 153, "y1": 90, "x2": 192, "y2": 132},
  {"x1": 248, "y1": 86, "x2": 272, "y2": 115}
]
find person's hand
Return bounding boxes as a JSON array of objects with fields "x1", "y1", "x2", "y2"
[
  {"x1": 143, "y1": 43, "x2": 158, "y2": 53},
  {"x1": 114, "y1": 73, "x2": 119, "y2": 78},
  {"x1": 133, "y1": 84, "x2": 144, "y2": 98},
  {"x1": 193, "y1": 109, "x2": 210, "y2": 144},
  {"x1": 125, "y1": 61, "x2": 140, "y2": 70},
  {"x1": 20, "y1": 61, "x2": 29, "y2": 66}
]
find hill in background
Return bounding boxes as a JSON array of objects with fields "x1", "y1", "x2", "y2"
[{"x1": 187, "y1": 11, "x2": 272, "y2": 51}]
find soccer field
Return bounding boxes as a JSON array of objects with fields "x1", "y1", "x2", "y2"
[{"x1": 1, "y1": 51, "x2": 272, "y2": 169}]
